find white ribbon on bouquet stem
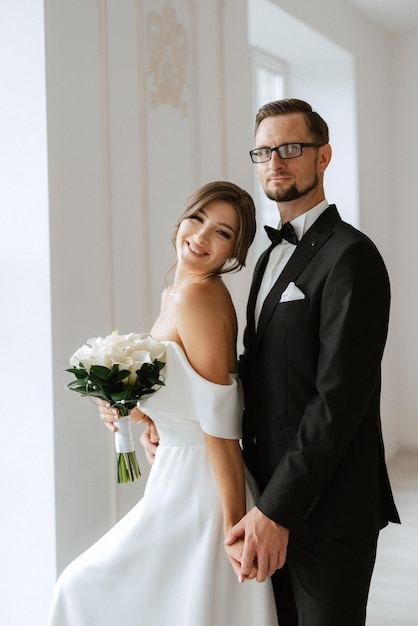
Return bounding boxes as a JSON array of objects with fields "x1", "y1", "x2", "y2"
[{"x1": 114, "y1": 414, "x2": 135, "y2": 453}]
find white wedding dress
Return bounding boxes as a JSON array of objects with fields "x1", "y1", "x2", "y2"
[{"x1": 48, "y1": 341, "x2": 278, "y2": 626}]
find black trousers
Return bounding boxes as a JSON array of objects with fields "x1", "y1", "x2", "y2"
[{"x1": 272, "y1": 532, "x2": 379, "y2": 626}]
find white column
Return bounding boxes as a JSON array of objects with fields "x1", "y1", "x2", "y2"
[{"x1": 0, "y1": 1, "x2": 56, "y2": 624}]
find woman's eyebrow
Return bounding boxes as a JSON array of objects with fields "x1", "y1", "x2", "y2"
[{"x1": 199, "y1": 208, "x2": 236, "y2": 233}]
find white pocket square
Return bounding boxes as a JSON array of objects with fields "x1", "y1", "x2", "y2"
[{"x1": 280, "y1": 282, "x2": 305, "y2": 302}]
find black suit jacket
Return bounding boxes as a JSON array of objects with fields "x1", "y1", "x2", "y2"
[{"x1": 241, "y1": 205, "x2": 400, "y2": 537}]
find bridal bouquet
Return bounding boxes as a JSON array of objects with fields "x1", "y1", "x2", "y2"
[{"x1": 66, "y1": 331, "x2": 165, "y2": 483}]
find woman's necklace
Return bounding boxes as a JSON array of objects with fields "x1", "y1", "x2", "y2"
[{"x1": 170, "y1": 272, "x2": 215, "y2": 297}]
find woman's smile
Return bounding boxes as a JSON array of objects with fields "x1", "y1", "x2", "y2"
[{"x1": 187, "y1": 241, "x2": 208, "y2": 256}]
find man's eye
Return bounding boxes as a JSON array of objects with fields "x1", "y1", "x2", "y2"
[{"x1": 284, "y1": 144, "x2": 298, "y2": 155}]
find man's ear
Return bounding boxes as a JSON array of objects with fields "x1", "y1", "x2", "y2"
[{"x1": 318, "y1": 143, "x2": 332, "y2": 173}]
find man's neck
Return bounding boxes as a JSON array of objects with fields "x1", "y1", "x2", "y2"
[{"x1": 278, "y1": 189, "x2": 326, "y2": 224}]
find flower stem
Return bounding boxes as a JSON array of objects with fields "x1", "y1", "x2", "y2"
[{"x1": 117, "y1": 451, "x2": 141, "y2": 483}]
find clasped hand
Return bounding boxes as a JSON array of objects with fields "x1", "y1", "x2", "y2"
[{"x1": 224, "y1": 507, "x2": 289, "y2": 583}]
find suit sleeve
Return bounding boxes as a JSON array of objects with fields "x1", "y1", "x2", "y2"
[{"x1": 256, "y1": 236, "x2": 390, "y2": 528}]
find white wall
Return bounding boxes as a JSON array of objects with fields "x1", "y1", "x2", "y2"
[
  {"x1": 3, "y1": 0, "x2": 418, "y2": 624},
  {"x1": 0, "y1": 1, "x2": 56, "y2": 623},
  {"x1": 390, "y1": 28, "x2": 418, "y2": 450}
]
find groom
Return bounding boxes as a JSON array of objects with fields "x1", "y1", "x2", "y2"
[{"x1": 225, "y1": 99, "x2": 400, "y2": 625}]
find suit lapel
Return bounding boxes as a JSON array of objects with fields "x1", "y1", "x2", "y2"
[
  {"x1": 254, "y1": 205, "x2": 341, "y2": 353},
  {"x1": 245, "y1": 246, "x2": 273, "y2": 345}
]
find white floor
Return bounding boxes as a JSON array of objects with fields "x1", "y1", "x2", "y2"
[{"x1": 367, "y1": 450, "x2": 418, "y2": 625}]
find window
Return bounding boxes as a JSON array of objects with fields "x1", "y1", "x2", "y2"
[{"x1": 251, "y1": 49, "x2": 287, "y2": 255}]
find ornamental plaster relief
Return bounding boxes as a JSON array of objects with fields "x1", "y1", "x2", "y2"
[{"x1": 146, "y1": 3, "x2": 189, "y2": 116}]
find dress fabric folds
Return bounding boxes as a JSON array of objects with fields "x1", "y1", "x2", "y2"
[{"x1": 48, "y1": 341, "x2": 278, "y2": 626}]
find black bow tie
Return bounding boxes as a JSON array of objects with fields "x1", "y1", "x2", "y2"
[{"x1": 264, "y1": 222, "x2": 298, "y2": 246}]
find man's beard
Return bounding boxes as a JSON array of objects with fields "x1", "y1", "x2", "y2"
[{"x1": 264, "y1": 173, "x2": 319, "y2": 203}]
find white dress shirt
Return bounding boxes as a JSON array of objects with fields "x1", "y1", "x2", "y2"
[{"x1": 254, "y1": 200, "x2": 329, "y2": 326}]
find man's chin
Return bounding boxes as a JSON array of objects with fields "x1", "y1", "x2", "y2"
[
  {"x1": 265, "y1": 178, "x2": 318, "y2": 203},
  {"x1": 265, "y1": 187, "x2": 298, "y2": 203}
]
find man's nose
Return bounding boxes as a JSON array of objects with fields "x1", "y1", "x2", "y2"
[{"x1": 269, "y1": 149, "x2": 284, "y2": 168}]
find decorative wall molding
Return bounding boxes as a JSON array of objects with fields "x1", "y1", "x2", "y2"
[{"x1": 146, "y1": 3, "x2": 189, "y2": 115}]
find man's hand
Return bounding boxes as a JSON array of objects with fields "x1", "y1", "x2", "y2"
[
  {"x1": 224, "y1": 506, "x2": 289, "y2": 582},
  {"x1": 139, "y1": 420, "x2": 159, "y2": 465},
  {"x1": 223, "y1": 538, "x2": 257, "y2": 582}
]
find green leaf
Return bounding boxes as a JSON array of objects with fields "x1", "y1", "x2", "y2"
[
  {"x1": 111, "y1": 389, "x2": 131, "y2": 403},
  {"x1": 66, "y1": 366, "x2": 88, "y2": 381},
  {"x1": 107, "y1": 364, "x2": 130, "y2": 382},
  {"x1": 66, "y1": 379, "x2": 89, "y2": 390},
  {"x1": 88, "y1": 364, "x2": 113, "y2": 380}
]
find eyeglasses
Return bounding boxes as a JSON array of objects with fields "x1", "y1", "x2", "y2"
[{"x1": 249, "y1": 142, "x2": 324, "y2": 163}]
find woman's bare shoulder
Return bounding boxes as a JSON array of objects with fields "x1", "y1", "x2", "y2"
[
  {"x1": 174, "y1": 279, "x2": 237, "y2": 381},
  {"x1": 176, "y1": 278, "x2": 233, "y2": 311}
]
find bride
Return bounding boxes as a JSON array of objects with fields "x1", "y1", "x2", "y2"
[{"x1": 47, "y1": 181, "x2": 279, "y2": 626}]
